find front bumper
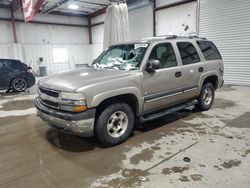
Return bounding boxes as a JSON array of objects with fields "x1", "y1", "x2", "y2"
[{"x1": 35, "y1": 97, "x2": 95, "y2": 137}]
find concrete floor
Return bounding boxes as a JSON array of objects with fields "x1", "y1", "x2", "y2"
[{"x1": 0, "y1": 86, "x2": 250, "y2": 188}]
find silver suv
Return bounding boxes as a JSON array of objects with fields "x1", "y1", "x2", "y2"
[{"x1": 35, "y1": 36, "x2": 224, "y2": 146}]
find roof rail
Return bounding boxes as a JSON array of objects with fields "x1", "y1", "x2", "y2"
[
  {"x1": 165, "y1": 35, "x2": 178, "y2": 39},
  {"x1": 189, "y1": 36, "x2": 207, "y2": 40},
  {"x1": 142, "y1": 35, "x2": 207, "y2": 41},
  {"x1": 163, "y1": 35, "x2": 207, "y2": 40}
]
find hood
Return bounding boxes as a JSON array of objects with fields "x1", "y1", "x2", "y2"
[{"x1": 39, "y1": 67, "x2": 130, "y2": 92}]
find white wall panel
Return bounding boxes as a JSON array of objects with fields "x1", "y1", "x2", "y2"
[
  {"x1": 16, "y1": 23, "x2": 89, "y2": 45},
  {"x1": 129, "y1": 5, "x2": 153, "y2": 41},
  {"x1": 200, "y1": 0, "x2": 250, "y2": 86},
  {"x1": 90, "y1": 44, "x2": 103, "y2": 61},
  {"x1": 0, "y1": 45, "x2": 13, "y2": 59},
  {"x1": 22, "y1": 44, "x2": 91, "y2": 75},
  {"x1": 0, "y1": 8, "x2": 90, "y2": 75},
  {"x1": 0, "y1": 8, "x2": 89, "y2": 45},
  {"x1": 92, "y1": 25, "x2": 104, "y2": 44},
  {"x1": 156, "y1": 1, "x2": 197, "y2": 36},
  {"x1": 0, "y1": 21, "x2": 13, "y2": 44}
]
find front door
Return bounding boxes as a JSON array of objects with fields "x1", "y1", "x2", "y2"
[{"x1": 142, "y1": 42, "x2": 186, "y2": 113}]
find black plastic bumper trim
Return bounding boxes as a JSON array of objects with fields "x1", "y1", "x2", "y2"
[{"x1": 35, "y1": 97, "x2": 95, "y2": 121}]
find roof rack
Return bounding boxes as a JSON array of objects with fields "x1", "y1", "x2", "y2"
[
  {"x1": 189, "y1": 36, "x2": 207, "y2": 40},
  {"x1": 164, "y1": 35, "x2": 207, "y2": 40},
  {"x1": 142, "y1": 35, "x2": 207, "y2": 41}
]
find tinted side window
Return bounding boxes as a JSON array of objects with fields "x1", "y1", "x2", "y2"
[
  {"x1": 6, "y1": 61, "x2": 24, "y2": 70},
  {"x1": 18, "y1": 62, "x2": 28, "y2": 69},
  {"x1": 149, "y1": 43, "x2": 177, "y2": 69},
  {"x1": 0, "y1": 62, "x2": 3, "y2": 69},
  {"x1": 177, "y1": 42, "x2": 200, "y2": 65},
  {"x1": 197, "y1": 40, "x2": 222, "y2": 60}
]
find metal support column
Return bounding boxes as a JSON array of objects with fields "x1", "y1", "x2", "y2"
[
  {"x1": 10, "y1": 10, "x2": 18, "y2": 43},
  {"x1": 88, "y1": 16, "x2": 92, "y2": 44}
]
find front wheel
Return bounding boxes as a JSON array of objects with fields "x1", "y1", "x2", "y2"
[
  {"x1": 195, "y1": 83, "x2": 215, "y2": 111},
  {"x1": 95, "y1": 103, "x2": 135, "y2": 146},
  {"x1": 11, "y1": 78, "x2": 28, "y2": 92}
]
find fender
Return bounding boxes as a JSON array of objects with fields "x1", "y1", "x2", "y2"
[{"x1": 90, "y1": 87, "x2": 143, "y2": 114}]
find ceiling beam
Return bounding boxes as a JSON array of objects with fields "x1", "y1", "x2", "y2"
[
  {"x1": 41, "y1": 0, "x2": 70, "y2": 14},
  {"x1": 89, "y1": 7, "x2": 106, "y2": 18},
  {"x1": 49, "y1": 11, "x2": 88, "y2": 17},
  {"x1": 0, "y1": 17, "x2": 88, "y2": 27},
  {"x1": 75, "y1": 0, "x2": 108, "y2": 7}
]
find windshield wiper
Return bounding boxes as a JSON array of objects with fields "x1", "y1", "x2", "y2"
[{"x1": 115, "y1": 59, "x2": 123, "y2": 63}]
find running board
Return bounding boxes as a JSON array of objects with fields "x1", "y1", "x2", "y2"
[{"x1": 139, "y1": 100, "x2": 198, "y2": 123}]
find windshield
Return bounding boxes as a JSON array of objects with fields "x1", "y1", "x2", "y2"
[{"x1": 93, "y1": 43, "x2": 148, "y2": 70}]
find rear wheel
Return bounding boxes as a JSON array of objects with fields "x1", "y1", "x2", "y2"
[
  {"x1": 195, "y1": 83, "x2": 215, "y2": 111},
  {"x1": 95, "y1": 103, "x2": 134, "y2": 146},
  {"x1": 11, "y1": 78, "x2": 28, "y2": 92}
]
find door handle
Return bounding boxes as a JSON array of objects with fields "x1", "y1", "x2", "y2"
[
  {"x1": 175, "y1": 71, "x2": 182, "y2": 78},
  {"x1": 199, "y1": 67, "x2": 204, "y2": 72}
]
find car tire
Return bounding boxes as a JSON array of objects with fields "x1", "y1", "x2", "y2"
[
  {"x1": 11, "y1": 78, "x2": 28, "y2": 92},
  {"x1": 95, "y1": 103, "x2": 135, "y2": 146},
  {"x1": 195, "y1": 82, "x2": 215, "y2": 111}
]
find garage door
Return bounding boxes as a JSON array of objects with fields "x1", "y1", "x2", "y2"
[
  {"x1": 155, "y1": 1, "x2": 198, "y2": 36},
  {"x1": 199, "y1": 0, "x2": 250, "y2": 86}
]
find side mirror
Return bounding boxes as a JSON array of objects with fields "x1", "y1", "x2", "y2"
[{"x1": 145, "y1": 59, "x2": 161, "y2": 73}]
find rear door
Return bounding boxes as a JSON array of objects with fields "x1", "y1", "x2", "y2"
[
  {"x1": 175, "y1": 41, "x2": 203, "y2": 99},
  {"x1": 142, "y1": 42, "x2": 186, "y2": 113}
]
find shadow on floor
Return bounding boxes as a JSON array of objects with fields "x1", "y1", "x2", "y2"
[{"x1": 46, "y1": 108, "x2": 196, "y2": 152}]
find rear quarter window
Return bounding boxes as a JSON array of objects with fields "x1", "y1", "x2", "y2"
[{"x1": 197, "y1": 40, "x2": 222, "y2": 60}]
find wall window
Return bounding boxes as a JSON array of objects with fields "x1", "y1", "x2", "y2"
[
  {"x1": 197, "y1": 40, "x2": 222, "y2": 60},
  {"x1": 53, "y1": 48, "x2": 68, "y2": 64},
  {"x1": 177, "y1": 42, "x2": 200, "y2": 65},
  {"x1": 149, "y1": 43, "x2": 177, "y2": 69}
]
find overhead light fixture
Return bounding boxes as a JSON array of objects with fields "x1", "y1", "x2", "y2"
[{"x1": 68, "y1": 4, "x2": 79, "y2": 10}]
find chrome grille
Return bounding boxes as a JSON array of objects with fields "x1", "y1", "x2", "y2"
[
  {"x1": 38, "y1": 86, "x2": 60, "y2": 109},
  {"x1": 39, "y1": 87, "x2": 59, "y2": 98},
  {"x1": 41, "y1": 99, "x2": 59, "y2": 108}
]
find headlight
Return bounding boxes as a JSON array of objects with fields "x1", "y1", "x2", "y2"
[
  {"x1": 60, "y1": 92, "x2": 85, "y2": 100},
  {"x1": 59, "y1": 92, "x2": 87, "y2": 112}
]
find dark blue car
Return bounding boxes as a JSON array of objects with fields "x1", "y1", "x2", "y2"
[{"x1": 0, "y1": 59, "x2": 36, "y2": 92}]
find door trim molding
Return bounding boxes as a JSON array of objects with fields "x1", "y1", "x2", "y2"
[{"x1": 144, "y1": 84, "x2": 198, "y2": 103}]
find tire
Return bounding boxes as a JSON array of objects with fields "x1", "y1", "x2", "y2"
[
  {"x1": 11, "y1": 78, "x2": 28, "y2": 92},
  {"x1": 195, "y1": 82, "x2": 215, "y2": 111},
  {"x1": 95, "y1": 103, "x2": 135, "y2": 146}
]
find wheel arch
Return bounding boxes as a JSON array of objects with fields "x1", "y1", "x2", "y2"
[
  {"x1": 95, "y1": 93, "x2": 140, "y2": 119},
  {"x1": 203, "y1": 75, "x2": 218, "y2": 89}
]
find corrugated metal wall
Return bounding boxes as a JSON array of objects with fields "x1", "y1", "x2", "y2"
[{"x1": 200, "y1": 0, "x2": 250, "y2": 86}]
